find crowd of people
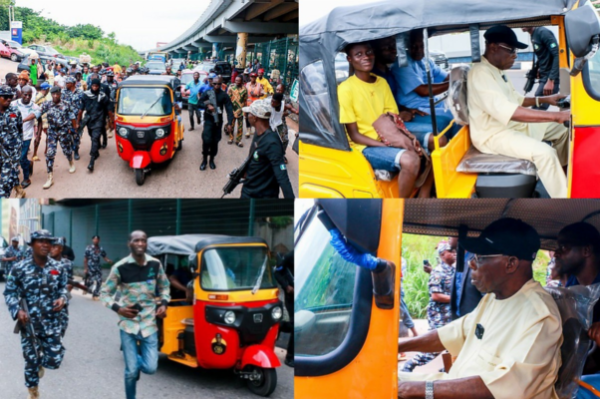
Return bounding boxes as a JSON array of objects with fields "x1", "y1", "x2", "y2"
[
  {"x1": 0, "y1": 54, "x2": 298, "y2": 199},
  {"x1": 339, "y1": 24, "x2": 568, "y2": 198}
]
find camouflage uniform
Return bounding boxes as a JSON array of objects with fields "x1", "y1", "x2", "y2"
[
  {"x1": 23, "y1": 246, "x2": 32, "y2": 260},
  {"x1": 402, "y1": 242, "x2": 455, "y2": 373},
  {"x1": 0, "y1": 87, "x2": 23, "y2": 197},
  {"x1": 61, "y1": 80, "x2": 84, "y2": 154},
  {"x1": 4, "y1": 244, "x2": 23, "y2": 276},
  {"x1": 39, "y1": 99, "x2": 76, "y2": 173},
  {"x1": 84, "y1": 244, "x2": 107, "y2": 297},
  {"x1": 56, "y1": 257, "x2": 73, "y2": 337},
  {"x1": 3, "y1": 232, "x2": 68, "y2": 388}
]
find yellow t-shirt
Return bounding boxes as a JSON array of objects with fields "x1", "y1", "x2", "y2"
[
  {"x1": 399, "y1": 279, "x2": 562, "y2": 399},
  {"x1": 338, "y1": 74, "x2": 399, "y2": 152},
  {"x1": 467, "y1": 56, "x2": 547, "y2": 149},
  {"x1": 257, "y1": 76, "x2": 273, "y2": 98},
  {"x1": 113, "y1": 64, "x2": 123, "y2": 74}
]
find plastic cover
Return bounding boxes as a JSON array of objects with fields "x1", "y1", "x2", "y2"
[
  {"x1": 446, "y1": 65, "x2": 471, "y2": 126},
  {"x1": 545, "y1": 283, "x2": 600, "y2": 399},
  {"x1": 457, "y1": 146, "x2": 538, "y2": 176}
]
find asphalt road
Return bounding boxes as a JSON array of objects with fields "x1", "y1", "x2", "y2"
[
  {"x1": 0, "y1": 281, "x2": 294, "y2": 399},
  {"x1": 0, "y1": 57, "x2": 298, "y2": 199}
]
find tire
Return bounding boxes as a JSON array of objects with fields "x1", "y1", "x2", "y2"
[
  {"x1": 135, "y1": 168, "x2": 145, "y2": 186},
  {"x1": 245, "y1": 366, "x2": 277, "y2": 397},
  {"x1": 10, "y1": 53, "x2": 17, "y2": 62},
  {"x1": 176, "y1": 139, "x2": 183, "y2": 151}
]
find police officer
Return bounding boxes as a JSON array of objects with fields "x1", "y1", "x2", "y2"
[
  {"x1": 274, "y1": 251, "x2": 294, "y2": 367},
  {"x1": 523, "y1": 26, "x2": 560, "y2": 110},
  {"x1": 39, "y1": 86, "x2": 78, "y2": 189},
  {"x1": 78, "y1": 79, "x2": 112, "y2": 172},
  {"x1": 198, "y1": 76, "x2": 234, "y2": 170},
  {"x1": 3, "y1": 230, "x2": 68, "y2": 399},
  {"x1": 84, "y1": 235, "x2": 112, "y2": 300},
  {"x1": 2, "y1": 236, "x2": 23, "y2": 277},
  {"x1": 50, "y1": 237, "x2": 73, "y2": 338},
  {"x1": 61, "y1": 77, "x2": 84, "y2": 160},
  {"x1": 0, "y1": 85, "x2": 24, "y2": 198},
  {"x1": 105, "y1": 71, "x2": 119, "y2": 140},
  {"x1": 401, "y1": 240, "x2": 456, "y2": 372}
]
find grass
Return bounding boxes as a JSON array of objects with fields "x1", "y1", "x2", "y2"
[
  {"x1": 402, "y1": 234, "x2": 550, "y2": 319},
  {"x1": 33, "y1": 37, "x2": 143, "y2": 66}
]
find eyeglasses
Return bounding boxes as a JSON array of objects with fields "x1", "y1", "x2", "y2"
[
  {"x1": 497, "y1": 44, "x2": 517, "y2": 55},
  {"x1": 471, "y1": 254, "x2": 505, "y2": 268},
  {"x1": 554, "y1": 242, "x2": 574, "y2": 254}
]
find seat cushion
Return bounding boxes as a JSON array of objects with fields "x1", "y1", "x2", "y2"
[{"x1": 457, "y1": 146, "x2": 537, "y2": 176}]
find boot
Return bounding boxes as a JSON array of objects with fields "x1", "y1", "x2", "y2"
[
  {"x1": 209, "y1": 157, "x2": 216, "y2": 170},
  {"x1": 42, "y1": 173, "x2": 53, "y2": 189},
  {"x1": 27, "y1": 386, "x2": 39, "y2": 399},
  {"x1": 14, "y1": 185, "x2": 26, "y2": 198},
  {"x1": 69, "y1": 160, "x2": 76, "y2": 173},
  {"x1": 88, "y1": 157, "x2": 95, "y2": 172},
  {"x1": 199, "y1": 157, "x2": 207, "y2": 171},
  {"x1": 74, "y1": 149, "x2": 80, "y2": 161},
  {"x1": 39, "y1": 366, "x2": 44, "y2": 379}
]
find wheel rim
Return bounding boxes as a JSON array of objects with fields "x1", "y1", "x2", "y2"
[{"x1": 248, "y1": 366, "x2": 265, "y2": 387}]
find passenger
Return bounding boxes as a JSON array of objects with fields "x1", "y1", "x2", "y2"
[
  {"x1": 398, "y1": 218, "x2": 562, "y2": 399},
  {"x1": 371, "y1": 37, "x2": 448, "y2": 152},
  {"x1": 392, "y1": 30, "x2": 461, "y2": 140},
  {"x1": 338, "y1": 42, "x2": 433, "y2": 198},
  {"x1": 467, "y1": 25, "x2": 570, "y2": 198},
  {"x1": 553, "y1": 222, "x2": 600, "y2": 396}
]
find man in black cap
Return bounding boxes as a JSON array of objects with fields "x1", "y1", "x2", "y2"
[
  {"x1": 397, "y1": 218, "x2": 562, "y2": 399},
  {"x1": 522, "y1": 26, "x2": 560, "y2": 109},
  {"x1": 3, "y1": 229, "x2": 68, "y2": 399},
  {"x1": 62, "y1": 77, "x2": 84, "y2": 160},
  {"x1": 467, "y1": 25, "x2": 570, "y2": 198},
  {"x1": 78, "y1": 79, "x2": 112, "y2": 172},
  {"x1": 0, "y1": 84, "x2": 24, "y2": 197}
]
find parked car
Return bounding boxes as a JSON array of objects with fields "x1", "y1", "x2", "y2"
[
  {"x1": 430, "y1": 49, "x2": 449, "y2": 70},
  {"x1": 0, "y1": 41, "x2": 12, "y2": 60},
  {"x1": 171, "y1": 58, "x2": 187, "y2": 68},
  {"x1": 0, "y1": 39, "x2": 29, "y2": 62},
  {"x1": 27, "y1": 44, "x2": 64, "y2": 59},
  {"x1": 179, "y1": 69, "x2": 209, "y2": 109},
  {"x1": 193, "y1": 61, "x2": 232, "y2": 83},
  {"x1": 145, "y1": 61, "x2": 166, "y2": 75},
  {"x1": 17, "y1": 54, "x2": 68, "y2": 76}
]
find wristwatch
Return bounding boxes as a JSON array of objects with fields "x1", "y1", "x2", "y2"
[{"x1": 425, "y1": 381, "x2": 434, "y2": 399}]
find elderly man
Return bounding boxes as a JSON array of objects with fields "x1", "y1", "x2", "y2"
[
  {"x1": 15, "y1": 86, "x2": 41, "y2": 190},
  {"x1": 468, "y1": 25, "x2": 570, "y2": 198},
  {"x1": 397, "y1": 218, "x2": 562, "y2": 399}
]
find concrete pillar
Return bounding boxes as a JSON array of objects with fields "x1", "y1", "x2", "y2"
[
  {"x1": 212, "y1": 43, "x2": 221, "y2": 60},
  {"x1": 235, "y1": 32, "x2": 248, "y2": 69}
]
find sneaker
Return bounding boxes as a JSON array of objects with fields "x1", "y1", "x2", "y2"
[{"x1": 284, "y1": 358, "x2": 294, "y2": 367}]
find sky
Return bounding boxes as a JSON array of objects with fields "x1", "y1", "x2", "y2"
[
  {"x1": 17, "y1": 0, "x2": 211, "y2": 51},
  {"x1": 300, "y1": 0, "x2": 379, "y2": 27}
]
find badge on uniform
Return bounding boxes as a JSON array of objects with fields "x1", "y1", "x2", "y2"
[
  {"x1": 475, "y1": 323, "x2": 485, "y2": 339},
  {"x1": 280, "y1": 164, "x2": 286, "y2": 171},
  {"x1": 253, "y1": 151, "x2": 259, "y2": 161},
  {"x1": 550, "y1": 43, "x2": 557, "y2": 48}
]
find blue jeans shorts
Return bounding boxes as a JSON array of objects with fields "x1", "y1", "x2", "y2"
[{"x1": 362, "y1": 146, "x2": 406, "y2": 173}]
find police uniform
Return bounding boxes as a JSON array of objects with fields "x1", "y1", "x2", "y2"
[
  {"x1": 53, "y1": 238, "x2": 73, "y2": 338},
  {"x1": 105, "y1": 72, "x2": 119, "y2": 141},
  {"x1": 402, "y1": 241, "x2": 455, "y2": 373},
  {"x1": 198, "y1": 86, "x2": 234, "y2": 169},
  {"x1": 3, "y1": 230, "x2": 68, "y2": 392},
  {"x1": 530, "y1": 27, "x2": 560, "y2": 110},
  {"x1": 0, "y1": 85, "x2": 23, "y2": 198},
  {"x1": 39, "y1": 88, "x2": 77, "y2": 176},
  {"x1": 84, "y1": 244, "x2": 107, "y2": 298},
  {"x1": 61, "y1": 77, "x2": 84, "y2": 157},
  {"x1": 80, "y1": 84, "x2": 111, "y2": 171},
  {"x1": 4, "y1": 240, "x2": 23, "y2": 276}
]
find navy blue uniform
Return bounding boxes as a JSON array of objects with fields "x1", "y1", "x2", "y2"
[
  {"x1": 39, "y1": 100, "x2": 76, "y2": 173},
  {"x1": 0, "y1": 103, "x2": 23, "y2": 197}
]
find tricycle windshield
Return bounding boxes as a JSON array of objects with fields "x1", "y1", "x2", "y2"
[
  {"x1": 118, "y1": 87, "x2": 172, "y2": 116},
  {"x1": 200, "y1": 246, "x2": 275, "y2": 291}
]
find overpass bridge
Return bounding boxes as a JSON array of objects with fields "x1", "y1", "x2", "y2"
[{"x1": 140, "y1": 0, "x2": 298, "y2": 69}]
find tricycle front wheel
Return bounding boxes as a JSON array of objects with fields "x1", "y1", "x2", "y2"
[
  {"x1": 135, "y1": 168, "x2": 145, "y2": 186},
  {"x1": 245, "y1": 366, "x2": 277, "y2": 397}
]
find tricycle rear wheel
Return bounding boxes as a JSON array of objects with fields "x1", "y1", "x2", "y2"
[
  {"x1": 245, "y1": 366, "x2": 277, "y2": 397},
  {"x1": 135, "y1": 168, "x2": 145, "y2": 186}
]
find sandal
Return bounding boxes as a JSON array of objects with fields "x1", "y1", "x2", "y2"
[
  {"x1": 237, "y1": 142, "x2": 244, "y2": 148},
  {"x1": 398, "y1": 353, "x2": 407, "y2": 361},
  {"x1": 227, "y1": 139, "x2": 233, "y2": 145},
  {"x1": 32, "y1": 155, "x2": 39, "y2": 161}
]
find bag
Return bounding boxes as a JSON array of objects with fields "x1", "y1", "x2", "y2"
[{"x1": 372, "y1": 112, "x2": 431, "y2": 187}]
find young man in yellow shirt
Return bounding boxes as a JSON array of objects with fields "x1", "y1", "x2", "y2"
[
  {"x1": 338, "y1": 42, "x2": 430, "y2": 198},
  {"x1": 257, "y1": 68, "x2": 273, "y2": 98}
]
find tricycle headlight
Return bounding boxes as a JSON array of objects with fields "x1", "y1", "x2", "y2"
[
  {"x1": 118, "y1": 127, "x2": 128, "y2": 137},
  {"x1": 156, "y1": 128, "x2": 165, "y2": 138},
  {"x1": 224, "y1": 310, "x2": 236, "y2": 325},
  {"x1": 271, "y1": 306, "x2": 282, "y2": 321}
]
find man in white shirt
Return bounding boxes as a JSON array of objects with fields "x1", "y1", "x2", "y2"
[
  {"x1": 397, "y1": 218, "x2": 562, "y2": 399},
  {"x1": 15, "y1": 85, "x2": 41, "y2": 189},
  {"x1": 55, "y1": 68, "x2": 67, "y2": 89}
]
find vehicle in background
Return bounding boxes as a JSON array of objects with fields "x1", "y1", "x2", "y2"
[
  {"x1": 145, "y1": 61, "x2": 167, "y2": 75},
  {"x1": 0, "y1": 39, "x2": 30, "y2": 62},
  {"x1": 27, "y1": 44, "x2": 64, "y2": 59},
  {"x1": 148, "y1": 51, "x2": 170, "y2": 63},
  {"x1": 171, "y1": 58, "x2": 187, "y2": 68},
  {"x1": 179, "y1": 69, "x2": 209, "y2": 109},
  {"x1": 194, "y1": 61, "x2": 232, "y2": 83},
  {"x1": 17, "y1": 54, "x2": 69, "y2": 75},
  {"x1": 0, "y1": 41, "x2": 12, "y2": 60},
  {"x1": 430, "y1": 49, "x2": 449, "y2": 70}
]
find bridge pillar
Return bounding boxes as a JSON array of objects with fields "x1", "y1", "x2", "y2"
[
  {"x1": 212, "y1": 43, "x2": 221, "y2": 60},
  {"x1": 235, "y1": 32, "x2": 248, "y2": 69}
]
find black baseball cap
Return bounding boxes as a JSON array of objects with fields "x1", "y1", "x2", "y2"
[
  {"x1": 484, "y1": 25, "x2": 528, "y2": 50},
  {"x1": 462, "y1": 218, "x2": 540, "y2": 261}
]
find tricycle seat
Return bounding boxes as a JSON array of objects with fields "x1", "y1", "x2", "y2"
[{"x1": 457, "y1": 146, "x2": 537, "y2": 176}]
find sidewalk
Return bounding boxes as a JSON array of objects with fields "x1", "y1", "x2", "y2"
[{"x1": 398, "y1": 319, "x2": 445, "y2": 375}]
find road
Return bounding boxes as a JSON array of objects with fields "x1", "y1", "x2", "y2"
[
  {"x1": 0, "y1": 57, "x2": 298, "y2": 198},
  {"x1": 0, "y1": 282, "x2": 294, "y2": 399}
]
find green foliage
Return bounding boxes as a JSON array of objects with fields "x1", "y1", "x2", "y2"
[
  {"x1": 269, "y1": 216, "x2": 293, "y2": 229},
  {"x1": 401, "y1": 234, "x2": 552, "y2": 320},
  {"x1": 0, "y1": 6, "x2": 142, "y2": 65}
]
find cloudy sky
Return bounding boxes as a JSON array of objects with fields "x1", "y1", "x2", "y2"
[{"x1": 17, "y1": 0, "x2": 211, "y2": 50}]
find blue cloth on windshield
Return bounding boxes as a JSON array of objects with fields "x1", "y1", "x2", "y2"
[
  {"x1": 566, "y1": 272, "x2": 600, "y2": 324},
  {"x1": 392, "y1": 55, "x2": 448, "y2": 114},
  {"x1": 328, "y1": 228, "x2": 383, "y2": 271},
  {"x1": 185, "y1": 81, "x2": 204, "y2": 105}
]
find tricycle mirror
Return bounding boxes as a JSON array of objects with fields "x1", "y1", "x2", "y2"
[{"x1": 565, "y1": 2, "x2": 600, "y2": 58}]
